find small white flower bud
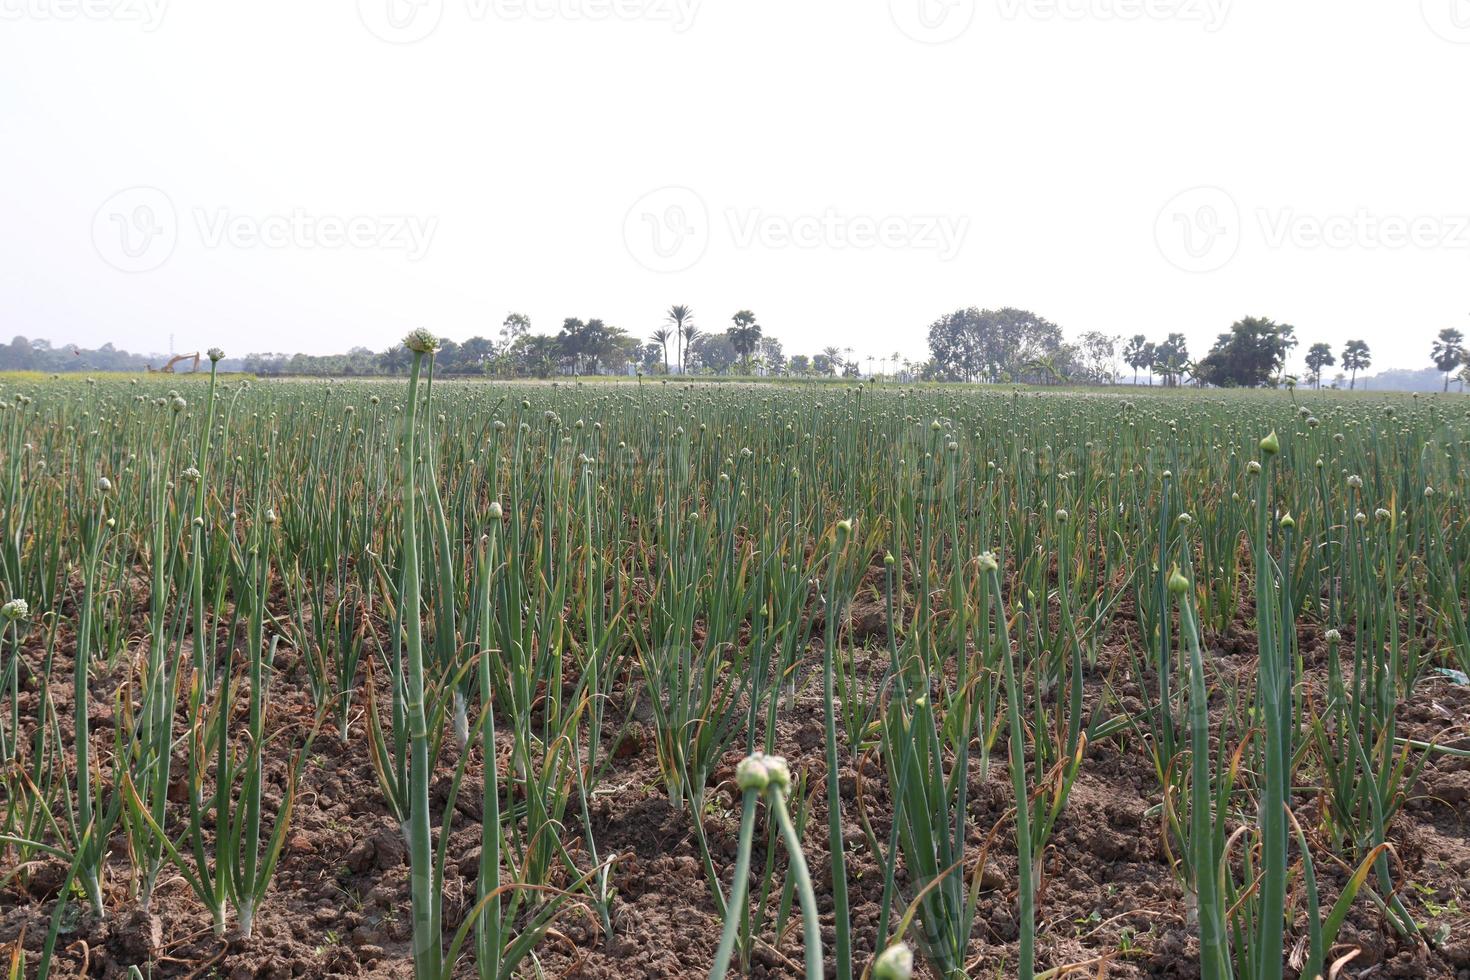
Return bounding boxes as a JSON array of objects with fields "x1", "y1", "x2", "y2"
[
  {"x1": 874, "y1": 942, "x2": 914, "y2": 980},
  {"x1": 735, "y1": 755, "x2": 771, "y2": 792},
  {"x1": 762, "y1": 754, "x2": 791, "y2": 792}
]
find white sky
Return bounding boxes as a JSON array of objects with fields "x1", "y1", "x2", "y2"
[{"x1": 2, "y1": 0, "x2": 1467, "y2": 372}]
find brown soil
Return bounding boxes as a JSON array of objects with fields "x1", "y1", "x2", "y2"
[{"x1": 2, "y1": 604, "x2": 1468, "y2": 979}]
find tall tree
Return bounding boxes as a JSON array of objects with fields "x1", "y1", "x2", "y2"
[
  {"x1": 758, "y1": 336, "x2": 786, "y2": 376},
  {"x1": 1153, "y1": 333, "x2": 1190, "y2": 387},
  {"x1": 557, "y1": 318, "x2": 589, "y2": 375},
  {"x1": 500, "y1": 313, "x2": 531, "y2": 348},
  {"x1": 555, "y1": 318, "x2": 630, "y2": 375},
  {"x1": 1431, "y1": 326, "x2": 1466, "y2": 392},
  {"x1": 925, "y1": 307, "x2": 1065, "y2": 382},
  {"x1": 1193, "y1": 316, "x2": 1297, "y2": 388},
  {"x1": 508, "y1": 333, "x2": 557, "y2": 378},
  {"x1": 378, "y1": 343, "x2": 411, "y2": 375},
  {"x1": 1073, "y1": 331, "x2": 1118, "y2": 384},
  {"x1": 687, "y1": 332, "x2": 737, "y2": 374},
  {"x1": 1303, "y1": 342, "x2": 1335, "y2": 388},
  {"x1": 727, "y1": 310, "x2": 762, "y2": 373},
  {"x1": 682, "y1": 325, "x2": 702, "y2": 369},
  {"x1": 650, "y1": 327, "x2": 672, "y2": 374},
  {"x1": 1341, "y1": 339, "x2": 1371, "y2": 389},
  {"x1": 459, "y1": 336, "x2": 495, "y2": 372},
  {"x1": 822, "y1": 346, "x2": 844, "y2": 376},
  {"x1": 1122, "y1": 334, "x2": 1148, "y2": 385},
  {"x1": 666, "y1": 304, "x2": 694, "y2": 373},
  {"x1": 435, "y1": 338, "x2": 463, "y2": 373}
]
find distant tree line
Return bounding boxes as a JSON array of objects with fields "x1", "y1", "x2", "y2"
[
  {"x1": 294, "y1": 315, "x2": 645, "y2": 379},
  {"x1": 11, "y1": 309, "x2": 1467, "y2": 391},
  {"x1": 642, "y1": 305, "x2": 900, "y2": 379},
  {"x1": 1125, "y1": 318, "x2": 1375, "y2": 390},
  {"x1": 0, "y1": 336, "x2": 154, "y2": 373},
  {"x1": 1121, "y1": 333, "x2": 1192, "y2": 387},
  {"x1": 918, "y1": 309, "x2": 1389, "y2": 391}
]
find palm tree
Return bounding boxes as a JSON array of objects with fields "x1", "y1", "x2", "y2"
[
  {"x1": 650, "y1": 327, "x2": 672, "y2": 374},
  {"x1": 1023, "y1": 354, "x2": 1060, "y2": 385},
  {"x1": 1432, "y1": 327, "x2": 1466, "y2": 392},
  {"x1": 667, "y1": 305, "x2": 693, "y2": 373},
  {"x1": 379, "y1": 343, "x2": 410, "y2": 374},
  {"x1": 1304, "y1": 342, "x2": 1335, "y2": 389},
  {"x1": 682, "y1": 326, "x2": 702, "y2": 372},
  {"x1": 1341, "y1": 339, "x2": 1371, "y2": 389},
  {"x1": 822, "y1": 346, "x2": 843, "y2": 376},
  {"x1": 728, "y1": 310, "x2": 762, "y2": 373},
  {"x1": 1153, "y1": 334, "x2": 1189, "y2": 387},
  {"x1": 1122, "y1": 335, "x2": 1146, "y2": 386}
]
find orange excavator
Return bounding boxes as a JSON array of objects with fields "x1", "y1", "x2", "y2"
[{"x1": 147, "y1": 352, "x2": 201, "y2": 374}]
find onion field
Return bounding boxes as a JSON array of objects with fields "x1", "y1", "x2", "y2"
[{"x1": 1, "y1": 338, "x2": 1468, "y2": 978}]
